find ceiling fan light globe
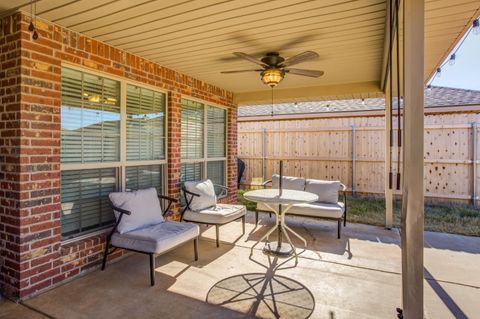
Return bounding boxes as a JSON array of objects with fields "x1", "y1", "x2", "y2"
[{"x1": 261, "y1": 68, "x2": 284, "y2": 87}]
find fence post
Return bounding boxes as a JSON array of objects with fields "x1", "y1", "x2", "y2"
[
  {"x1": 351, "y1": 125, "x2": 356, "y2": 197},
  {"x1": 262, "y1": 128, "x2": 266, "y2": 182},
  {"x1": 472, "y1": 122, "x2": 478, "y2": 208}
]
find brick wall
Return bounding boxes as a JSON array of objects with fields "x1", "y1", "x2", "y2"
[{"x1": 0, "y1": 12, "x2": 237, "y2": 300}]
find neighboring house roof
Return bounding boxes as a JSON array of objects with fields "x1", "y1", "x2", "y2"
[{"x1": 238, "y1": 86, "x2": 480, "y2": 117}]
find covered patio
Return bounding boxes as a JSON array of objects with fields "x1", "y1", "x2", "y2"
[
  {"x1": 2, "y1": 217, "x2": 480, "y2": 318},
  {"x1": 1, "y1": 0, "x2": 480, "y2": 318}
]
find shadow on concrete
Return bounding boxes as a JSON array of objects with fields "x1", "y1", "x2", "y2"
[
  {"x1": 206, "y1": 256, "x2": 315, "y2": 319},
  {"x1": 424, "y1": 267, "x2": 469, "y2": 319},
  {"x1": 23, "y1": 253, "x2": 245, "y2": 319}
]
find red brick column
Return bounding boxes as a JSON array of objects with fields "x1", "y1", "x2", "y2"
[
  {"x1": 0, "y1": 13, "x2": 23, "y2": 299},
  {"x1": 220, "y1": 103, "x2": 238, "y2": 204},
  {"x1": 18, "y1": 15, "x2": 62, "y2": 298},
  {"x1": 167, "y1": 92, "x2": 182, "y2": 219}
]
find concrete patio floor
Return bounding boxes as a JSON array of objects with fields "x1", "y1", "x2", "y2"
[{"x1": 1, "y1": 212, "x2": 479, "y2": 319}]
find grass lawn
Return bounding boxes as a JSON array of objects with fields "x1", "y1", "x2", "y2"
[{"x1": 237, "y1": 189, "x2": 480, "y2": 237}]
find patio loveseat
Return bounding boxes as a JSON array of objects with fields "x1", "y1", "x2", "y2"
[{"x1": 255, "y1": 175, "x2": 347, "y2": 238}]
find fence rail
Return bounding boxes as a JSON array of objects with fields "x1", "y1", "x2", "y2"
[{"x1": 238, "y1": 117, "x2": 480, "y2": 205}]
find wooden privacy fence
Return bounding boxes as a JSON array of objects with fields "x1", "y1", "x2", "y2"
[{"x1": 238, "y1": 117, "x2": 480, "y2": 206}]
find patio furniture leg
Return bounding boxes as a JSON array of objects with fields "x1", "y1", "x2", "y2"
[
  {"x1": 282, "y1": 225, "x2": 298, "y2": 264},
  {"x1": 194, "y1": 238, "x2": 199, "y2": 261},
  {"x1": 338, "y1": 220, "x2": 341, "y2": 239},
  {"x1": 215, "y1": 225, "x2": 220, "y2": 247},
  {"x1": 101, "y1": 238, "x2": 110, "y2": 271},
  {"x1": 242, "y1": 215, "x2": 246, "y2": 234},
  {"x1": 344, "y1": 212, "x2": 347, "y2": 227},
  {"x1": 150, "y1": 253, "x2": 155, "y2": 286},
  {"x1": 283, "y1": 224, "x2": 307, "y2": 247},
  {"x1": 250, "y1": 222, "x2": 278, "y2": 255},
  {"x1": 255, "y1": 211, "x2": 258, "y2": 226}
]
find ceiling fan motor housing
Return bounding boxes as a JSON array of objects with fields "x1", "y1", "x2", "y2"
[{"x1": 261, "y1": 52, "x2": 285, "y2": 67}]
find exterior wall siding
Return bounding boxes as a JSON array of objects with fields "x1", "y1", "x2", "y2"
[{"x1": 0, "y1": 12, "x2": 237, "y2": 300}]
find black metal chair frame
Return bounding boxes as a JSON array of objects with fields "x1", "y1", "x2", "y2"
[
  {"x1": 101, "y1": 194, "x2": 199, "y2": 286},
  {"x1": 180, "y1": 184, "x2": 246, "y2": 248},
  {"x1": 254, "y1": 180, "x2": 348, "y2": 239}
]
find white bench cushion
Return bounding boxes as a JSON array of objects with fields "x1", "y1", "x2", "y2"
[
  {"x1": 183, "y1": 203, "x2": 246, "y2": 224},
  {"x1": 288, "y1": 202, "x2": 345, "y2": 219},
  {"x1": 271, "y1": 175, "x2": 305, "y2": 191},
  {"x1": 111, "y1": 221, "x2": 199, "y2": 254},
  {"x1": 109, "y1": 188, "x2": 164, "y2": 234},
  {"x1": 184, "y1": 179, "x2": 217, "y2": 211},
  {"x1": 305, "y1": 179, "x2": 341, "y2": 204}
]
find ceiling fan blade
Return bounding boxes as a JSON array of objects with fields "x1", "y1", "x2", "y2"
[
  {"x1": 233, "y1": 52, "x2": 268, "y2": 67},
  {"x1": 285, "y1": 68, "x2": 324, "y2": 77},
  {"x1": 281, "y1": 51, "x2": 319, "y2": 67},
  {"x1": 221, "y1": 69, "x2": 263, "y2": 74}
]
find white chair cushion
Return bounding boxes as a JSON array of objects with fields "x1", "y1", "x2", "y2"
[
  {"x1": 288, "y1": 202, "x2": 345, "y2": 219},
  {"x1": 109, "y1": 188, "x2": 164, "y2": 234},
  {"x1": 111, "y1": 221, "x2": 199, "y2": 254},
  {"x1": 271, "y1": 175, "x2": 305, "y2": 191},
  {"x1": 183, "y1": 203, "x2": 246, "y2": 224},
  {"x1": 305, "y1": 179, "x2": 341, "y2": 204},
  {"x1": 184, "y1": 179, "x2": 217, "y2": 211}
]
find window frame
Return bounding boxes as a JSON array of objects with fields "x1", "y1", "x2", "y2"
[
  {"x1": 60, "y1": 63, "x2": 168, "y2": 242},
  {"x1": 180, "y1": 96, "x2": 228, "y2": 195}
]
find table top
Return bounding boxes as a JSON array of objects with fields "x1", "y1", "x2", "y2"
[{"x1": 243, "y1": 189, "x2": 318, "y2": 205}]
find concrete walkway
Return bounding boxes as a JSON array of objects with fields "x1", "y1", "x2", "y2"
[{"x1": 1, "y1": 212, "x2": 479, "y2": 319}]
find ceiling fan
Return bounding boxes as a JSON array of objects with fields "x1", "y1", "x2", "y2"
[{"x1": 220, "y1": 51, "x2": 324, "y2": 87}]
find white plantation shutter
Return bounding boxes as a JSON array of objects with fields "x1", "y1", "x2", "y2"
[
  {"x1": 61, "y1": 168, "x2": 117, "y2": 238},
  {"x1": 180, "y1": 99, "x2": 227, "y2": 198},
  {"x1": 125, "y1": 165, "x2": 163, "y2": 194},
  {"x1": 126, "y1": 85, "x2": 166, "y2": 161},
  {"x1": 207, "y1": 106, "x2": 226, "y2": 158},
  {"x1": 61, "y1": 67, "x2": 120, "y2": 163},
  {"x1": 60, "y1": 67, "x2": 167, "y2": 239},
  {"x1": 181, "y1": 99, "x2": 204, "y2": 159},
  {"x1": 181, "y1": 163, "x2": 203, "y2": 183}
]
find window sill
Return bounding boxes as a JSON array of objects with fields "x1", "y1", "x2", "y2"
[{"x1": 61, "y1": 227, "x2": 112, "y2": 246}]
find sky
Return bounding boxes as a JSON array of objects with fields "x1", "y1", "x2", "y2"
[{"x1": 431, "y1": 23, "x2": 480, "y2": 91}]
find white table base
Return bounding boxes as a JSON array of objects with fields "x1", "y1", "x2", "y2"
[{"x1": 250, "y1": 202, "x2": 307, "y2": 262}]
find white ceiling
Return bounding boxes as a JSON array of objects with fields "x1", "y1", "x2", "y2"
[{"x1": 1, "y1": 0, "x2": 479, "y2": 101}]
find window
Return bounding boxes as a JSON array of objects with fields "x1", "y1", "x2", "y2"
[
  {"x1": 180, "y1": 98, "x2": 227, "y2": 194},
  {"x1": 60, "y1": 67, "x2": 167, "y2": 239}
]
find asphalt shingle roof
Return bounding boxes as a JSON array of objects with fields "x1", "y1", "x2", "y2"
[{"x1": 238, "y1": 86, "x2": 480, "y2": 117}]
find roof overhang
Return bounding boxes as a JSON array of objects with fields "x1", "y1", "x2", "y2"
[{"x1": 1, "y1": 1, "x2": 479, "y2": 105}]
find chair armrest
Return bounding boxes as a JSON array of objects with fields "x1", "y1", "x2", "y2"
[
  {"x1": 107, "y1": 201, "x2": 131, "y2": 240},
  {"x1": 339, "y1": 183, "x2": 347, "y2": 216},
  {"x1": 109, "y1": 203, "x2": 132, "y2": 216},
  {"x1": 262, "y1": 180, "x2": 272, "y2": 189},
  {"x1": 158, "y1": 194, "x2": 178, "y2": 216},
  {"x1": 181, "y1": 186, "x2": 200, "y2": 198},
  {"x1": 180, "y1": 186, "x2": 200, "y2": 221},
  {"x1": 158, "y1": 194, "x2": 178, "y2": 203},
  {"x1": 212, "y1": 184, "x2": 228, "y2": 197}
]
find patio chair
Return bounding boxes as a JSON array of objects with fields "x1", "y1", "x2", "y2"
[
  {"x1": 181, "y1": 179, "x2": 246, "y2": 248},
  {"x1": 102, "y1": 187, "x2": 199, "y2": 286}
]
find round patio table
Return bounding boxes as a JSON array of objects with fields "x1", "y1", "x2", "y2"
[{"x1": 244, "y1": 189, "x2": 318, "y2": 261}]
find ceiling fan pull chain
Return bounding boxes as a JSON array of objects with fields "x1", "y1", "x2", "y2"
[{"x1": 271, "y1": 87, "x2": 274, "y2": 116}]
